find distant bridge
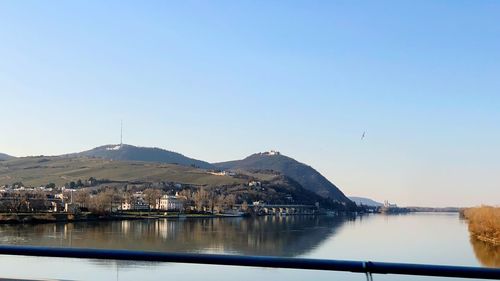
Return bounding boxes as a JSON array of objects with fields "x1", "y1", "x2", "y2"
[{"x1": 235, "y1": 203, "x2": 318, "y2": 215}]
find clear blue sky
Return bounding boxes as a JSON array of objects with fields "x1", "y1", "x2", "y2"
[{"x1": 1, "y1": 1, "x2": 499, "y2": 207}]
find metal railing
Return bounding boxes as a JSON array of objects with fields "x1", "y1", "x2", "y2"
[{"x1": 0, "y1": 245, "x2": 498, "y2": 280}]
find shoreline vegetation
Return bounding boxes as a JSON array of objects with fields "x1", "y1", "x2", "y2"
[{"x1": 463, "y1": 206, "x2": 500, "y2": 246}]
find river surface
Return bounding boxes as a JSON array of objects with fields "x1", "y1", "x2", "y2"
[{"x1": 0, "y1": 212, "x2": 497, "y2": 281}]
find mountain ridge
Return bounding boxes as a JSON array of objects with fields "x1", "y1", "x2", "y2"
[
  {"x1": 68, "y1": 144, "x2": 214, "y2": 169},
  {"x1": 3, "y1": 145, "x2": 353, "y2": 207},
  {"x1": 0, "y1": 153, "x2": 14, "y2": 161},
  {"x1": 214, "y1": 151, "x2": 352, "y2": 205}
]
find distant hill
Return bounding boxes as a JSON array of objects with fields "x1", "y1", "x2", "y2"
[
  {"x1": 70, "y1": 144, "x2": 214, "y2": 169},
  {"x1": 0, "y1": 156, "x2": 239, "y2": 187},
  {"x1": 0, "y1": 146, "x2": 357, "y2": 208},
  {"x1": 0, "y1": 156, "x2": 344, "y2": 208},
  {"x1": 0, "y1": 153, "x2": 14, "y2": 161},
  {"x1": 214, "y1": 152, "x2": 352, "y2": 204},
  {"x1": 349, "y1": 197, "x2": 383, "y2": 207}
]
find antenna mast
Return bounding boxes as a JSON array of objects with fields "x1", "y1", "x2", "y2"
[{"x1": 120, "y1": 120, "x2": 123, "y2": 147}]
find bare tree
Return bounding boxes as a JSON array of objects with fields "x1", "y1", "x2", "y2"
[
  {"x1": 31, "y1": 190, "x2": 49, "y2": 212},
  {"x1": 9, "y1": 191, "x2": 29, "y2": 212},
  {"x1": 88, "y1": 189, "x2": 114, "y2": 214},
  {"x1": 225, "y1": 194, "x2": 236, "y2": 210},
  {"x1": 214, "y1": 194, "x2": 225, "y2": 213},
  {"x1": 144, "y1": 188, "x2": 162, "y2": 212},
  {"x1": 193, "y1": 188, "x2": 209, "y2": 212},
  {"x1": 74, "y1": 190, "x2": 91, "y2": 208},
  {"x1": 214, "y1": 194, "x2": 235, "y2": 213},
  {"x1": 178, "y1": 189, "x2": 192, "y2": 201}
]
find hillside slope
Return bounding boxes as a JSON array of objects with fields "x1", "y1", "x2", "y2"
[
  {"x1": 214, "y1": 152, "x2": 351, "y2": 204},
  {"x1": 0, "y1": 153, "x2": 14, "y2": 161},
  {"x1": 0, "y1": 156, "x2": 240, "y2": 187},
  {"x1": 71, "y1": 144, "x2": 214, "y2": 169},
  {"x1": 0, "y1": 156, "x2": 345, "y2": 208},
  {"x1": 349, "y1": 197, "x2": 383, "y2": 207}
]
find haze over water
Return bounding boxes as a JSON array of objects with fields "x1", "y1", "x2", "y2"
[{"x1": 0, "y1": 213, "x2": 497, "y2": 281}]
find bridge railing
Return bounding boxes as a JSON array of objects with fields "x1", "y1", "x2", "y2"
[{"x1": 0, "y1": 245, "x2": 498, "y2": 280}]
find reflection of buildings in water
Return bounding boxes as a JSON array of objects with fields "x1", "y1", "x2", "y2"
[
  {"x1": 469, "y1": 237, "x2": 500, "y2": 268},
  {"x1": 0, "y1": 215, "x2": 351, "y2": 258},
  {"x1": 121, "y1": 220, "x2": 131, "y2": 233},
  {"x1": 155, "y1": 219, "x2": 179, "y2": 240}
]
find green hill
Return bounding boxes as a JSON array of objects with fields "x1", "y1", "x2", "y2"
[
  {"x1": 0, "y1": 156, "x2": 345, "y2": 209},
  {"x1": 0, "y1": 146, "x2": 355, "y2": 209},
  {"x1": 214, "y1": 152, "x2": 352, "y2": 205},
  {"x1": 0, "y1": 156, "x2": 240, "y2": 187},
  {"x1": 70, "y1": 144, "x2": 214, "y2": 169}
]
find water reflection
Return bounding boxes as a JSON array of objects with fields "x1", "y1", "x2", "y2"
[
  {"x1": 469, "y1": 237, "x2": 500, "y2": 268},
  {"x1": 0, "y1": 216, "x2": 351, "y2": 257},
  {"x1": 0, "y1": 213, "x2": 494, "y2": 280}
]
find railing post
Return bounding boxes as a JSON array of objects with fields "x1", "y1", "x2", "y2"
[{"x1": 363, "y1": 261, "x2": 374, "y2": 281}]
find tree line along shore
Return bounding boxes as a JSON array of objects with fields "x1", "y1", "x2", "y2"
[
  {"x1": 0, "y1": 173, "x2": 360, "y2": 225},
  {"x1": 462, "y1": 206, "x2": 500, "y2": 246}
]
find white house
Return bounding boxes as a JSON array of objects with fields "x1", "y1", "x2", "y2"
[{"x1": 156, "y1": 195, "x2": 184, "y2": 211}]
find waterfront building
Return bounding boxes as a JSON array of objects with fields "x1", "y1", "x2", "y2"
[
  {"x1": 121, "y1": 196, "x2": 149, "y2": 211},
  {"x1": 156, "y1": 195, "x2": 184, "y2": 211}
]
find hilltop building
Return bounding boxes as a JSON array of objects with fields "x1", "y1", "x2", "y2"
[
  {"x1": 263, "y1": 150, "x2": 280, "y2": 156},
  {"x1": 209, "y1": 171, "x2": 236, "y2": 177}
]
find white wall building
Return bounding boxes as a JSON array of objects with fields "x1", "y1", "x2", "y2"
[{"x1": 156, "y1": 195, "x2": 184, "y2": 211}]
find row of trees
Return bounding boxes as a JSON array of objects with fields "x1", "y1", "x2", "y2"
[
  {"x1": 64, "y1": 177, "x2": 99, "y2": 189},
  {"x1": 68, "y1": 186, "x2": 243, "y2": 214},
  {"x1": 67, "y1": 187, "x2": 237, "y2": 214},
  {"x1": 0, "y1": 185, "x2": 244, "y2": 214},
  {"x1": 190, "y1": 189, "x2": 237, "y2": 213},
  {"x1": 0, "y1": 190, "x2": 51, "y2": 212}
]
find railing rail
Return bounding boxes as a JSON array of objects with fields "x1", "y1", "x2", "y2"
[{"x1": 0, "y1": 245, "x2": 498, "y2": 280}]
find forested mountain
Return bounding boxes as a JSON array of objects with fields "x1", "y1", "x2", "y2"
[{"x1": 214, "y1": 152, "x2": 352, "y2": 205}]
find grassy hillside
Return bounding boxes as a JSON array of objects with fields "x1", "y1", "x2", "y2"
[
  {"x1": 0, "y1": 156, "x2": 243, "y2": 187},
  {"x1": 71, "y1": 144, "x2": 214, "y2": 169},
  {"x1": 0, "y1": 156, "x2": 355, "y2": 211}
]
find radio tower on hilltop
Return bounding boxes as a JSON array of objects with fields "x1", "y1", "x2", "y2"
[{"x1": 120, "y1": 120, "x2": 123, "y2": 148}]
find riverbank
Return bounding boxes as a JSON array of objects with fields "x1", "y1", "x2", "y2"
[
  {"x1": 0, "y1": 212, "x2": 253, "y2": 224},
  {"x1": 463, "y1": 206, "x2": 500, "y2": 246},
  {"x1": 0, "y1": 211, "x2": 357, "y2": 224},
  {"x1": 0, "y1": 212, "x2": 149, "y2": 224}
]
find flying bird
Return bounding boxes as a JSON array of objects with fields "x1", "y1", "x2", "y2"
[{"x1": 361, "y1": 131, "x2": 366, "y2": 140}]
